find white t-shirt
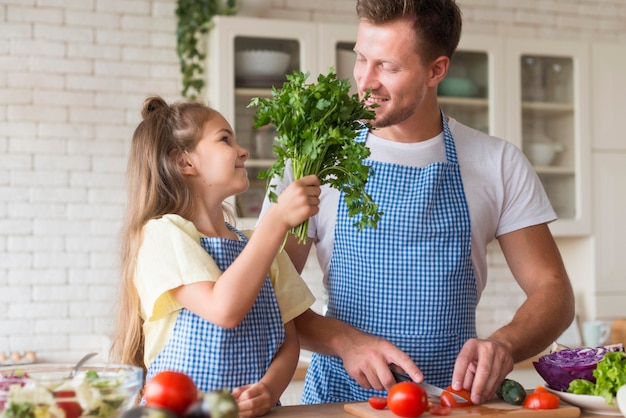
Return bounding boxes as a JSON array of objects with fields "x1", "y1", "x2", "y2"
[{"x1": 259, "y1": 118, "x2": 556, "y2": 299}]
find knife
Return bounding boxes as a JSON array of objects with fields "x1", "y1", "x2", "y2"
[{"x1": 390, "y1": 368, "x2": 467, "y2": 403}]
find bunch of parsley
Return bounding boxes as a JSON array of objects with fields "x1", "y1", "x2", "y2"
[{"x1": 248, "y1": 69, "x2": 382, "y2": 243}]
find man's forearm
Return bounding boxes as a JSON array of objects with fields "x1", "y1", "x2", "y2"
[
  {"x1": 488, "y1": 287, "x2": 575, "y2": 363},
  {"x1": 294, "y1": 309, "x2": 357, "y2": 358}
]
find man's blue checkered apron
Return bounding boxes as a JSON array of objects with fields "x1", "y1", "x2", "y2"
[
  {"x1": 302, "y1": 113, "x2": 478, "y2": 404},
  {"x1": 145, "y1": 224, "x2": 285, "y2": 394}
]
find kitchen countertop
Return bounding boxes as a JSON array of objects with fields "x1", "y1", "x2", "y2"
[{"x1": 265, "y1": 401, "x2": 615, "y2": 417}]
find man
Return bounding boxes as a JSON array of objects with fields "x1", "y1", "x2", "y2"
[{"x1": 259, "y1": 0, "x2": 575, "y2": 406}]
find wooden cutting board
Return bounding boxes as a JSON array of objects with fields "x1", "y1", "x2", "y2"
[{"x1": 344, "y1": 400, "x2": 581, "y2": 418}]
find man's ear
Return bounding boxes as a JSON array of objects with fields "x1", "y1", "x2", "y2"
[
  {"x1": 176, "y1": 151, "x2": 196, "y2": 176},
  {"x1": 429, "y1": 56, "x2": 450, "y2": 87}
]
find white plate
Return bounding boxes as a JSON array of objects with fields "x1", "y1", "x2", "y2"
[{"x1": 546, "y1": 386, "x2": 621, "y2": 416}]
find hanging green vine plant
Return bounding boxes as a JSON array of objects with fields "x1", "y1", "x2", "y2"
[{"x1": 176, "y1": 0, "x2": 237, "y2": 99}]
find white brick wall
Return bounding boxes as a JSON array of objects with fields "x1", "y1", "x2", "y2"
[{"x1": 0, "y1": 0, "x2": 624, "y2": 363}]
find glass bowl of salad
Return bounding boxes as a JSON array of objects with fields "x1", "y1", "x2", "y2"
[{"x1": 0, "y1": 362, "x2": 143, "y2": 417}]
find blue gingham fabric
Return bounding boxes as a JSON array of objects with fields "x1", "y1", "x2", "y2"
[
  {"x1": 145, "y1": 224, "x2": 285, "y2": 394},
  {"x1": 302, "y1": 113, "x2": 478, "y2": 404}
]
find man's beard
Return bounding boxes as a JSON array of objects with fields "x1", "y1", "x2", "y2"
[{"x1": 371, "y1": 100, "x2": 418, "y2": 129}]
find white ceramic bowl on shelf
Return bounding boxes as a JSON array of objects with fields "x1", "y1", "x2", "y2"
[
  {"x1": 526, "y1": 141, "x2": 564, "y2": 166},
  {"x1": 235, "y1": 50, "x2": 291, "y2": 78}
]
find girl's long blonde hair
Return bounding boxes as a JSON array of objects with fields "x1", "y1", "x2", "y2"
[{"x1": 110, "y1": 96, "x2": 228, "y2": 370}]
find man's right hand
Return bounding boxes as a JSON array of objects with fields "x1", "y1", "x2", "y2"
[
  {"x1": 295, "y1": 309, "x2": 423, "y2": 391},
  {"x1": 338, "y1": 327, "x2": 424, "y2": 391}
]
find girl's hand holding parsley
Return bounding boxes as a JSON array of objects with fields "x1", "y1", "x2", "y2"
[{"x1": 260, "y1": 175, "x2": 321, "y2": 233}]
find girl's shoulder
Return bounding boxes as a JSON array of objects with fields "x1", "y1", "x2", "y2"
[{"x1": 144, "y1": 214, "x2": 202, "y2": 241}]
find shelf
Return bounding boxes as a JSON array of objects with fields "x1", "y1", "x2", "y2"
[
  {"x1": 438, "y1": 96, "x2": 488, "y2": 107},
  {"x1": 235, "y1": 87, "x2": 273, "y2": 97},
  {"x1": 522, "y1": 101, "x2": 574, "y2": 113}
]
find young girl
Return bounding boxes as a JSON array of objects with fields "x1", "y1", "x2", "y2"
[{"x1": 111, "y1": 96, "x2": 321, "y2": 417}]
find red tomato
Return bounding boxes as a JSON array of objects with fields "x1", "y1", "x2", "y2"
[
  {"x1": 387, "y1": 382, "x2": 428, "y2": 417},
  {"x1": 54, "y1": 390, "x2": 82, "y2": 418},
  {"x1": 440, "y1": 386, "x2": 472, "y2": 408},
  {"x1": 523, "y1": 390, "x2": 560, "y2": 410},
  {"x1": 144, "y1": 370, "x2": 198, "y2": 416},
  {"x1": 368, "y1": 396, "x2": 388, "y2": 410},
  {"x1": 429, "y1": 405, "x2": 453, "y2": 416}
]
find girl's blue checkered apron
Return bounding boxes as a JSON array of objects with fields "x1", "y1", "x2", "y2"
[
  {"x1": 145, "y1": 225, "x2": 285, "y2": 394},
  {"x1": 302, "y1": 113, "x2": 478, "y2": 404}
]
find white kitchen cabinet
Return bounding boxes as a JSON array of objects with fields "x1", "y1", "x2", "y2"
[
  {"x1": 590, "y1": 42, "x2": 626, "y2": 151},
  {"x1": 592, "y1": 153, "x2": 626, "y2": 318},
  {"x1": 441, "y1": 36, "x2": 591, "y2": 236},
  {"x1": 505, "y1": 39, "x2": 591, "y2": 236},
  {"x1": 590, "y1": 41, "x2": 626, "y2": 319},
  {"x1": 207, "y1": 16, "x2": 591, "y2": 236}
]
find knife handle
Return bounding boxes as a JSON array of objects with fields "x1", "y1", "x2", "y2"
[{"x1": 390, "y1": 368, "x2": 412, "y2": 383}]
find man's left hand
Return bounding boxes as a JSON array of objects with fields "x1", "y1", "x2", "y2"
[{"x1": 451, "y1": 338, "x2": 514, "y2": 405}]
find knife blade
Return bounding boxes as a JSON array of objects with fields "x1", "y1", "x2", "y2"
[{"x1": 390, "y1": 368, "x2": 467, "y2": 403}]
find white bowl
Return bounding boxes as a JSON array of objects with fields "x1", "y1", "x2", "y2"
[
  {"x1": 526, "y1": 141, "x2": 563, "y2": 166},
  {"x1": 545, "y1": 386, "x2": 621, "y2": 416},
  {"x1": 235, "y1": 50, "x2": 291, "y2": 78},
  {"x1": 617, "y1": 385, "x2": 626, "y2": 417}
]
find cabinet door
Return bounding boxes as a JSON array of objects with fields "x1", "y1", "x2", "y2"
[
  {"x1": 591, "y1": 42, "x2": 626, "y2": 150},
  {"x1": 505, "y1": 39, "x2": 591, "y2": 236},
  {"x1": 592, "y1": 153, "x2": 626, "y2": 318},
  {"x1": 208, "y1": 16, "x2": 317, "y2": 225},
  {"x1": 439, "y1": 35, "x2": 504, "y2": 138},
  {"x1": 590, "y1": 42, "x2": 626, "y2": 319}
]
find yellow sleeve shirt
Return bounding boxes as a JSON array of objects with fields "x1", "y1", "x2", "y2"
[{"x1": 135, "y1": 214, "x2": 315, "y2": 367}]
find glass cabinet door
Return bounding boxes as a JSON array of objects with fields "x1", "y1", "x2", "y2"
[
  {"x1": 233, "y1": 35, "x2": 301, "y2": 219},
  {"x1": 208, "y1": 16, "x2": 318, "y2": 224},
  {"x1": 506, "y1": 40, "x2": 591, "y2": 236},
  {"x1": 520, "y1": 55, "x2": 576, "y2": 219},
  {"x1": 439, "y1": 35, "x2": 504, "y2": 138},
  {"x1": 438, "y1": 50, "x2": 490, "y2": 133}
]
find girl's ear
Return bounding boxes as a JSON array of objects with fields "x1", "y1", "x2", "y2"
[{"x1": 176, "y1": 151, "x2": 196, "y2": 176}]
